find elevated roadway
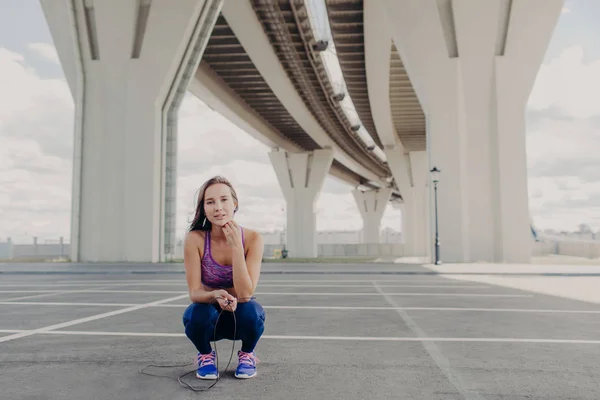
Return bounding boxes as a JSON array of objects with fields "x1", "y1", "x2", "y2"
[{"x1": 39, "y1": 0, "x2": 563, "y2": 263}]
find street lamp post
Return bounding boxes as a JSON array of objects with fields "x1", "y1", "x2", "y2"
[
  {"x1": 430, "y1": 166, "x2": 441, "y2": 265},
  {"x1": 281, "y1": 206, "x2": 288, "y2": 259}
]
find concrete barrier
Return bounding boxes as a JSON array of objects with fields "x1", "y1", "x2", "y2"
[
  {"x1": 533, "y1": 239, "x2": 600, "y2": 259},
  {"x1": 12, "y1": 243, "x2": 70, "y2": 260},
  {"x1": 2, "y1": 238, "x2": 599, "y2": 261},
  {"x1": 263, "y1": 243, "x2": 404, "y2": 258},
  {"x1": 0, "y1": 238, "x2": 69, "y2": 261},
  {"x1": 0, "y1": 240, "x2": 12, "y2": 260}
]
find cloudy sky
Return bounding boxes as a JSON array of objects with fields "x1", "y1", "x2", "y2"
[{"x1": 0, "y1": 0, "x2": 599, "y2": 243}]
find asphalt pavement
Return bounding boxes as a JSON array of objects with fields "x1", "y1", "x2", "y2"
[{"x1": 1, "y1": 262, "x2": 600, "y2": 399}]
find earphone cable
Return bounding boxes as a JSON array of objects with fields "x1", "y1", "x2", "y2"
[{"x1": 140, "y1": 296, "x2": 251, "y2": 392}]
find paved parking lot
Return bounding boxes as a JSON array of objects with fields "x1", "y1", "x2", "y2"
[{"x1": 1, "y1": 262, "x2": 600, "y2": 399}]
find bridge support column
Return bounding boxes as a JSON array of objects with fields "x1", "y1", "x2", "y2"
[
  {"x1": 40, "y1": 0, "x2": 222, "y2": 262},
  {"x1": 386, "y1": 147, "x2": 430, "y2": 258},
  {"x1": 401, "y1": 192, "x2": 429, "y2": 258},
  {"x1": 383, "y1": 0, "x2": 562, "y2": 262},
  {"x1": 269, "y1": 149, "x2": 334, "y2": 258},
  {"x1": 352, "y1": 188, "x2": 392, "y2": 244}
]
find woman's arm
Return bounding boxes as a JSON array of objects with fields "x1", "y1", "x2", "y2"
[
  {"x1": 231, "y1": 229, "x2": 263, "y2": 301},
  {"x1": 183, "y1": 231, "x2": 217, "y2": 303}
]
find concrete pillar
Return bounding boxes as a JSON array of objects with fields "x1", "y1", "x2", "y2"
[
  {"x1": 409, "y1": 151, "x2": 430, "y2": 258},
  {"x1": 383, "y1": 0, "x2": 562, "y2": 262},
  {"x1": 40, "y1": 0, "x2": 223, "y2": 262},
  {"x1": 386, "y1": 146, "x2": 430, "y2": 258},
  {"x1": 352, "y1": 187, "x2": 392, "y2": 244},
  {"x1": 391, "y1": 202, "x2": 405, "y2": 243},
  {"x1": 269, "y1": 149, "x2": 334, "y2": 258}
]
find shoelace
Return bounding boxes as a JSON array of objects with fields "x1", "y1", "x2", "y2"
[
  {"x1": 238, "y1": 351, "x2": 259, "y2": 366},
  {"x1": 198, "y1": 353, "x2": 215, "y2": 367}
]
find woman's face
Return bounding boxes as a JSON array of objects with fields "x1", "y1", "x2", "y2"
[{"x1": 203, "y1": 183, "x2": 236, "y2": 227}]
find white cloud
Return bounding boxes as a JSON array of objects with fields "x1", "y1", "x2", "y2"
[
  {"x1": 0, "y1": 48, "x2": 71, "y2": 124},
  {"x1": 174, "y1": 93, "x2": 287, "y2": 234},
  {"x1": 526, "y1": 110, "x2": 600, "y2": 232},
  {"x1": 315, "y1": 187, "x2": 402, "y2": 232},
  {"x1": 28, "y1": 42, "x2": 60, "y2": 64},
  {"x1": 0, "y1": 48, "x2": 73, "y2": 242},
  {"x1": 529, "y1": 175, "x2": 600, "y2": 232},
  {"x1": 0, "y1": 43, "x2": 405, "y2": 245},
  {"x1": 528, "y1": 45, "x2": 600, "y2": 118},
  {"x1": 4, "y1": 30, "x2": 597, "y2": 245},
  {"x1": 526, "y1": 114, "x2": 600, "y2": 169},
  {"x1": 316, "y1": 191, "x2": 362, "y2": 231},
  {"x1": 525, "y1": 42, "x2": 600, "y2": 232},
  {"x1": 174, "y1": 93, "x2": 402, "y2": 236}
]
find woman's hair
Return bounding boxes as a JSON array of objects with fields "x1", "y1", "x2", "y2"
[{"x1": 188, "y1": 176, "x2": 239, "y2": 232}]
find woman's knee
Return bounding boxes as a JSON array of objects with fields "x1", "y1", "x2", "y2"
[
  {"x1": 182, "y1": 302, "x2": 217, "y2": 329},
  {"x1": 235, "y1": 300, "x2": 266, "y2": 329}
]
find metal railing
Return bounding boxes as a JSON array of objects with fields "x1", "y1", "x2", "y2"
[{"x1": 2, "y1": 236, "x2": 599, "y2": 262}]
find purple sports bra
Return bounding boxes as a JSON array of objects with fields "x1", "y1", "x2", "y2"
[{"x1": 201, "y1": 227, "x2": 245, "y2": 289}]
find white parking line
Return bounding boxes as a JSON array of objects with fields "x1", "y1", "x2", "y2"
[
  {"x1": 0, "y1": 281, "x2": 182, "y2": 288},
  {"x1": 260, "y1": 284, "x2": 490, "y2": 288},
  {"x1": 0, "y1": 301, "x2": 140, "y2": 307},
  {"x1": 254, "y1": 292, "x2": 529, "y2": 297},
  {"x1": 0, "y1": 290, "x2": 531, "y2": 297},
  {"x1": 0, "y1": 294, "x2": 189, "y2": 344},
  {"x1": 0, "y1": 284, "x2": 114, "y2": 287},
  {"x1": 373, "y1": 280, "x2": 486, "y2": 400},
  {"x1": 52, "y1": 278, "x2": 460, "y2": 285},
  {"x1": 1, "y1": 301, "x2": 599, "y2": 314},
  {"x1": 263, "y1": 306, "x2": 599, "y2": 313},
  {"x1": 3, "y1": 329, "x2": 599, "y2": 344},
  {"x1": 0, "y1": 281, "x2": 181, "y2": 299},
  {"x1": 0, "y1": 285, "x2": 126, "y2": 301},
  {"x1": 0, "y1": 283, "x2": 490, "y2": 288},
  {"x1": 0, "y1": 290, "x2": 192, "y2": 294},
  {"x1": 2, "y1": 292, "x2": 83, "y2": 301},
  {"x1": 0, "y1": 290, "x2": 145, "y2": 293}
]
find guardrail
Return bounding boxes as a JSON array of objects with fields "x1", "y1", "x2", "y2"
[
  {"x1": 533, "y1": 238, "x2": 600, "y2": 259},
  {"x1": 1, "y1": 238, "x2": 599, "y2": 261}
]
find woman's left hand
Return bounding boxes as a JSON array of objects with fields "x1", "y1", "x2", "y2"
[{"x1": 223, "y1": 220, "x2": 243, "y2": 250}]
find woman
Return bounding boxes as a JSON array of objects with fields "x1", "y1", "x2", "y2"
[{"x1": 182, "y1": 176, "x2": 265, "y2": 380}]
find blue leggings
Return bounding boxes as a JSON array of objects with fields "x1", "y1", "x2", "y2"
[{"x1": 182, "y1": 299, "x2": 266, "y2": 354}]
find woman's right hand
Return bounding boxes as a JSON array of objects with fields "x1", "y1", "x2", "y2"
[{"x1": 213, "y1": 289, "x2": 237, "y2": 312}]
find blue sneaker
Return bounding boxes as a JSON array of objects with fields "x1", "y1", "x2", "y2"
[
  {"x1": 196, "y1": 350, "x2": 218, "y2": 380},
  {"x1": 235, "y1": 350, "x2": 259, "y2": 379}
]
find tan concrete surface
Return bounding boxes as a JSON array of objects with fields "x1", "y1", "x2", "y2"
[{"x1": 424, "y1": 258, "x2": 600, "y2": 305}]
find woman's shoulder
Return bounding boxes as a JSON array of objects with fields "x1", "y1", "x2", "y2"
[
  {"x1": 183, "y1": 230, "x2": 207, "y2": 260},
  {"x1": 241, "y1": 227, "x2": 263, "y2": 245},
  {"x1": 185, "y1": 230, "x2": 206, "y2": 247}
]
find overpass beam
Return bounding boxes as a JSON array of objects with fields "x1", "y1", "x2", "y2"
[
  {"x1": 269, "y1": 149, "x2": 334, "y2": 258},
  {"x1": 383, "y1": 0, "x2": 562, "y2": 263},
  {"x1": 352, "y1": 188, "x2": 392, "y2": 244},
  {"x1": 40, "y1": 0, "x2": 222, "y2": 262}
]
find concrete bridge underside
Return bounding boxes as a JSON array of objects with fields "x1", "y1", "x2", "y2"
[{"x1": 40, "y1": 0, "x2": 563, "y2": 263}]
